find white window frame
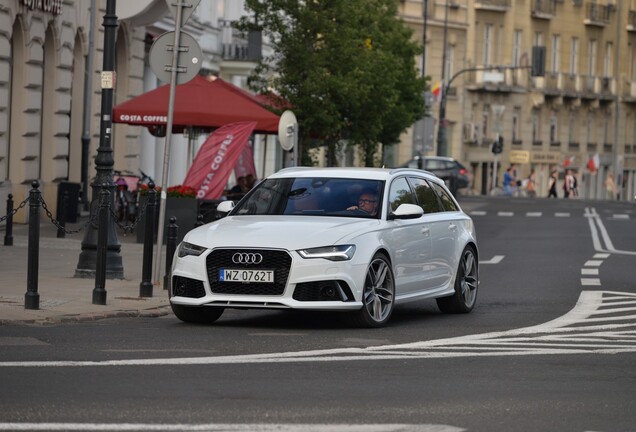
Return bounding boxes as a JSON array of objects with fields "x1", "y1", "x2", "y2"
[
  {"x1": 551, "y1": 35, "x2": 560, "y2": 73},
  {"x1": 570, "y1": 37, "x2": 579, "y2": 75},
  {"x1": 513, "y1": 30, "x2": 522, "y2": 67},
  {"x1": 483, "y1": 24, "x2": 493, "y2": 66},
  {"x1": 604, "y1": 42, "x2": 613, "y2": 77},
  {"x1": 588, "y1": 39, "x2": 597, "y2": 77}
]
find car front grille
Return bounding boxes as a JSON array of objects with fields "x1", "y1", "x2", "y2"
[
  {"x1": 206, "y1": 249, "x2": 292, "y2": 296},
  {"x1": 172, "y1": 276, "x2": 206, "y2": 298}
]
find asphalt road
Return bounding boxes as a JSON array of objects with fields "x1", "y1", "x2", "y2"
[{"x1": 1, "y1": 196, "x2": 635, "y2": 432}]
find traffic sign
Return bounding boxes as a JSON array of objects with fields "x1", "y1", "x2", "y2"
[
  {"x1": 165, "y1": 0, "x2": 201, "y2": 26},
  {"x1": 149, "y1": 31, "x2": 202, "y2": 84}
]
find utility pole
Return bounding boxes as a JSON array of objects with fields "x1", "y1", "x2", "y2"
[{"x1": 436, "y1": 0, "x2": 450, "y2": 157}]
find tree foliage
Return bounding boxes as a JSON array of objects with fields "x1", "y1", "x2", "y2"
[{"x1": 237, "y1": 0, "x2": 427, "y2": 167}]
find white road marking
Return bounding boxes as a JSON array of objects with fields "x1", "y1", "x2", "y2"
[
  {"x1": 470, "y1": 210, "x2": 486, "y2": 216},
  {"x1": 580, "y1": 278, "x2": 601, "y2": 286},
  {"x1": 526, "y1": 212, "x2": 542, "y2": 217},
  {"x1": 584, "y1": 260, "x2": 603, "y2": 267},
  {"x1": 480, "y1": 255, "x2": 504, "y2": 264},
  {"x1": 581, "y1": 268, "x2": 598, "y2": 275},
  {"x1": 593, "y1": 253, "x2": 610, "y2": 259},
  {"x1": 612, "y1": 214, "x2": 629, "y2": 219},
  {"x1": 1, "y1": 292, "x2": 635, "y2": 368},
  {"x1": 497, "y1": 211, "x2": 513, "y2": 217},
  {"x1": 555, "y1": 212, "x2": 570, "y2": 217},
  {"x1": 0, "y1": 424, "x2": 464, "y2": 432},
  {"x1": 586, "y1": 207, "x2": 636, "y2": 256}
]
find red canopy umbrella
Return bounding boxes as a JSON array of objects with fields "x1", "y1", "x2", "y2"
[{"x1": 112, "y1": 75, "x2": 280, "y2": 134}]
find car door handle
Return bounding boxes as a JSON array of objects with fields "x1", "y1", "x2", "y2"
[
  {"x1": 421, "y1": 227, "x2": 430, "y2": 236},
  {"x1": 448, "y1": 223, "x2": 457, "y2": 231}
]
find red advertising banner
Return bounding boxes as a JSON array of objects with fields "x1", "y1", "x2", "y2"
[
  {"x1": 183, "y1": 121, "x2": 257, "y2": 200},
  {"x1": 233, "y1": 144, "x2": 257, "y2": 180}
]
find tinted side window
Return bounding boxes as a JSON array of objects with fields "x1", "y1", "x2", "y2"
[
  {"x1": 431, "y1": 182, "x2": 459, "y2": 212},
  {"x1": 408, "y1": 177, "x2": 443, "y2": 214},
  {"x1": 388, "y1": 177, "x2": 415, "y2": 212}
]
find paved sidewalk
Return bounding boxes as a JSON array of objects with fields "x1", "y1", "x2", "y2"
[{"x1": 0, "y1": 219, "x2": 171, "y2": 325}]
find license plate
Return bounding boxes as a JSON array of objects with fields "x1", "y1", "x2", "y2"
[{"x1": 220, "y1": 269, "x2": 274, "y2": 283}]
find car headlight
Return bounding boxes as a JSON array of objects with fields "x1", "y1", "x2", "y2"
[
  {"x1": 297, "y1": 245, "x2": 356, "y2": 261},
  {"x1": 177, "y1": 242, "x2": 207, "y2": 258}
]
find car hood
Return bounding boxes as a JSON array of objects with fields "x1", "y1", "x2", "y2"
[{"x1": 183, "y1": 215, "x2": 381, "y2": 250}]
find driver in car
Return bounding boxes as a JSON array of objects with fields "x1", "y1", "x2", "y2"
[{"x1": 347, "y1": 190, "x2": 378, "y2": 216}]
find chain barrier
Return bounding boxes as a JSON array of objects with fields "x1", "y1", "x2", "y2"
[
  {"x1": 2, "y1": 192, "x2": 151, "y2": 237},
  {"x1": 110, "y1": 196, "x2": 149, "y2": 233},
  {"x1": 0, "y1": 196, "x2": 29, "y2": 224},
  {"x1": 39, "y1": 196, "x2": 100, "y2": 235}
]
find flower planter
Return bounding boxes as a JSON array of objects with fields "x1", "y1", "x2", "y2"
[{"x1": 136, "y1": 196, "x2": 199, "y2": 245}]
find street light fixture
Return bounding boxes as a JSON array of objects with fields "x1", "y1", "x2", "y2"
[{"x1": 74, "y1": 0, "x2": 123, "y2": 280}]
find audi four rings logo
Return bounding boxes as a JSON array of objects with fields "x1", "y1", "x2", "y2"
[{"x1": 232, "y1": 252, "x2": 264, "y2": 265}]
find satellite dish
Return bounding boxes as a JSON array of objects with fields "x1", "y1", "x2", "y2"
[{"x1": 278, "y1": 110, "x2": 297, "y2": 151}]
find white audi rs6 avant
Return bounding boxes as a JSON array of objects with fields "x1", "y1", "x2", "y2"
[{"x1": 170, "y1": 167, "x2": 478, "y2": 327}]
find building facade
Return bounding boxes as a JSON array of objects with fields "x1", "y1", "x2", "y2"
[
  {"x1": 398, "y1": 0, "x2": 636, "y2": 200},
  {"x1": 0, "y1": 0, "x2": 281, "y2": 222}
]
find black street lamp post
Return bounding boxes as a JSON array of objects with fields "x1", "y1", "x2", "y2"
[{"x1": 74, "y1": 0, "x2": 124, "y2": 279}]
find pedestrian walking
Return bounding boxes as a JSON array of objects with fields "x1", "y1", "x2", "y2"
[
  {"x1": 563, "y1": 169, "x2": 575, "y2": 199},
  {"x1": 503, "y1": 166, "x2": 516, "y2": 196},
  {"x1": 548, "y1": 170, "x2": 558, "y2": 198},
  {"x1": 605, "y1": 172, "x2": 617, "y2": 200}
]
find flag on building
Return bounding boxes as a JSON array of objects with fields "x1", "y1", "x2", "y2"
[
  {"x1": 431, "y1": 81, "x2": 442, "y2": 102},
  {"x1": 587, "y1": 153, "x2": 600, "y2": 173},
  {"x1": 563, "y1": 155, "x2": 575, "y2": 168}
]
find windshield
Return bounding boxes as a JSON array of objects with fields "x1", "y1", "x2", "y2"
[{"x1": 231, "y1": 177, "x2": 384, "y2": 219}]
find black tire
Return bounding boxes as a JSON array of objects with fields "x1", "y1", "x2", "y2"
[
  {"x1": 436, "y1": 246, "x2": 478, "y2": 314},
  {"x1": 171, "y1": 303, "x2": 224, "y2": 324},
  {"x1": 351, "y1": 253, "x2": 395, "y2": 328}
]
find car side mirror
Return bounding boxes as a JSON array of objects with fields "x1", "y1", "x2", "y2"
[
  {"x1": 216, "y1": 200, "x2": 235, "y2": 215},
  {"x1": 387, "y1": 203, "x2": 424, "y2": 220}
]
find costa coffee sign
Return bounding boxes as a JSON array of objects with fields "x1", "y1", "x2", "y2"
[{"x1": 22, "y1": 0, "x2": 62, "y2": 15}]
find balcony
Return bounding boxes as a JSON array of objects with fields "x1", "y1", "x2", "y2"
[
  {"x1": 466, "y1": 67, "x2": 521, "y2": 93},
  {"x1": 584, "y1": 3, "x2": 611, "y2": 27},
  {"x1": 562, "y1": 74, "x2": 583, "y2": 96},
  {"x1": 219, "y1": 19, "x2": 261, "y2": 62},
  {"x1": 475, "y1": 0, "x2": 510, "y2": 12},
  {"x1": 628, "y1": 10, "x2": 636, "y2": 32},
  {"x1": 531, "y1": 0, "x2": 555, "y2": 19},
  {"x1": 621, "y1": 78, "x2": 636, "y2": 103}
]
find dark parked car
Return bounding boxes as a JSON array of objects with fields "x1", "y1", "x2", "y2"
[{"x1": 400, "y1": 156, "x2": 471, "y2": 195}]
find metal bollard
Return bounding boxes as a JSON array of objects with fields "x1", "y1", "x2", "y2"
[
  {"x1": 164, "y1": 216, "x2": 178, "y2": 291},
  {"x1": 139, "y1": 183, "x2": 156, "y2": 297},
  {"x1": 57, "y1": 190, "x2": 69, "y2": 238},
  {"x1": 4, "y1": 194, "x2": 13, "y2": 246},
  {"x1": 93, "y1": 188, "x2": 110, "y2": 305},
  {"x1": 24, "y1": 181, "x2": 41, "y2": 310}
]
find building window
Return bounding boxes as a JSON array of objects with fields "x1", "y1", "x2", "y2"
[
  {"x1": 513, "y1": 30, "x2": 522, "y2": 67},
  {"x1": 483, "y1": 24, "x2": 493, "y2": 66},
  {"x1": 551, "y1": 35, "x2": 560, "y2": 73},
  {"x1": 588, "y1": 39, "x2": 597, "y2": 77},
  {"x1": 482, "y1": 106, "x2": 490, "y2": 141},
  {"x1": 570, "y1": 37, "x2": 579, "y2": 75},
  {"x1": 568, "y1": 111, "x2": 577, "y2": 144},
  {"x1": 549, "y1": 112, "x2": 558, "y2": 144},
  {"x1": 531, "y1": 110, "x2": 540, "y2": 144},
  {"x1": 631, "y1": 42, "x2": 636, "y2": 81},
  {"x1": 586, "y1": 112, "x2": 593, "y2": 144},
  {"x1": 603, "y1": 110, "x2": 611, "y2": 145},
  {"x1": 604, "y1": 42, "x2": 612, "y2": 77},
  {"x1": 446, "y1": 45, "x2": 454, "y2": 81},
  {"x1": 512, "y1": 108, "x2": 520, "y2": 143}
]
